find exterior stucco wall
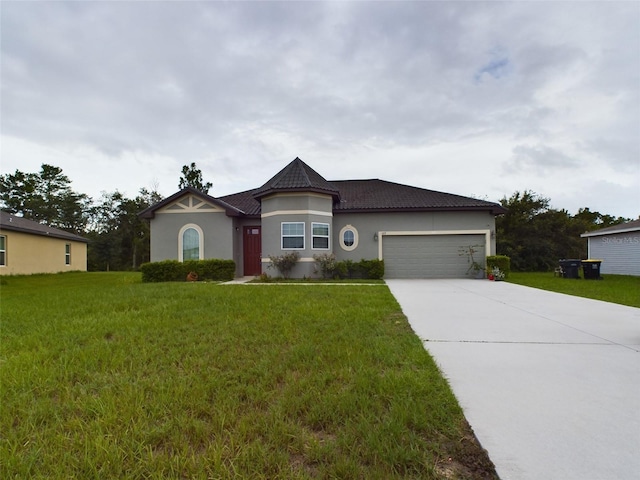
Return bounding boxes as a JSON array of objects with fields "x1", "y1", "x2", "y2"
[
  {"x1": 150, "y1": 211, "x2": 234, "y2": 262},
  {"x1": 586, "y1": 231, "x2": 640, "y2": 276},
  {"x1": 0, "y1": 230, "x2": 87, "y2": 275},
  {"x1": 261, "y1": 193, "x2": 333, "y2": 214},
  {"x1": 260, "y1": 193, "x2": 333, "y2": 277},
  {"x1": 333, "y1": 211, "x2": 497, "y2": 261}
]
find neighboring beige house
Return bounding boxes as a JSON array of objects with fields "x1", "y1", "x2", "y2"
[{"x1": 0, "y1": 211, "x2": 88, "y2": 275}]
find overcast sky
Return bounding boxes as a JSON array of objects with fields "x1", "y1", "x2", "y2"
[{"x1": 2, "y1": 1, "x2": 639, "y2": 219}]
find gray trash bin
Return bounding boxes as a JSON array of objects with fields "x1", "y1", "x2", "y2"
[
  {"x1": 559, "y1": 259, "x2": 581, "y2": 279},
  {"x1": 581, "y1": 260, "x2": 602, "y2": 280}
]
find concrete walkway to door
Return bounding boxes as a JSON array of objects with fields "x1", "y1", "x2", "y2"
[{"x1": 386, "y1": 279, "x2": 640, "y2": 480}]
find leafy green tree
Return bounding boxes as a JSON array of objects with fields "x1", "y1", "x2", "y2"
[
  {"x1": 496, "y1": 191, "x2": 551, "y2": 270},
  {"x1": 86, "y1": 191, "x2": 126, "y2": 271},
  {"x1": 86, "y1": 188, "x2": 161, "y2": 271},
  {"x1": 124, "y1": 188, "x2": 162, "y2": 269},
  {"x1": 0, "y1": 164, "x2": 90, "y2": 234},
  {"x1": 535, "y1": 208, "x2": 581, "y2": 268},
  {"x1": 572, "y1": 208, "x2": 628, "y2": 233},
  {"x1": 178, "y1": 162, "x2": 212, "y2": 194},
  {"x1": 497, "y1": 191, "x2": 631, "y2": 271}
]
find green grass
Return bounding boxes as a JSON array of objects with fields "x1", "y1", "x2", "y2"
[
  {"x1": 507, "y1": 272, "x2": 640, "y2": 308},
  {"x1": 0, "y1": 272, "x2": 493, "y2": 479},
  {"x1": 250, "y1": 277, "x2": 385, "y2": 284}
]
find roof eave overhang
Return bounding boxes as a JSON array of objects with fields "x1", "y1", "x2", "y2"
[
  {"x1": 333, "y1": 205, "x2": 507, "y2": 215},
  {"x1": 0, "y1": 225, "x2": 89, "y2": 243},
  {"x1": 581, "y1": 227, "x2": 640, "y2": 238},
  {"x1": 253, "y1": 187, "x2": 340, "y2": 202},
  {"x1": 138, "y1": 207, "x2": 155, "y2": 220},
  {"x1": 222, "y1": 209, "x2": 244, "y2": 218}
]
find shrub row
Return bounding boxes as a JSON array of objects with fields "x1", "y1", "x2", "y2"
[
  {"x1": 486, "y1": 255, "x2": 511, "y2": 278},
  {"x1": 141, "y1": 259, "x2": 235, "y2": 283},
  {"x1": 338, "y1": 259, "x2": 385, "y2": 279},
  {"x1": 313, "y1": 254, "x2": 384, "y2": 280}
]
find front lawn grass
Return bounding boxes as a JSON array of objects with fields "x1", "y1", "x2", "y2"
[
  {"x1": 0, "y1": 272, "x2": 495, "y2": 479},
  {"x1": 507, "y1": 272, "x2": 640, "y2": 308},
  {"x1": 251, "y1": 277, "x2": 385, "y2": 284}
]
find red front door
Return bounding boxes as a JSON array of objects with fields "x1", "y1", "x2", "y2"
[{"x1": 243, "y1": 226, "x2": 262, "y2": 276}]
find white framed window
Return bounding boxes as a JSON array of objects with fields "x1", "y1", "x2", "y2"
[
  {"x1": 339, "y1": 225, "x2": 359, "y2": 251},
  {"x1": 0, "y1": 235, "x2": 6, "y2": 266},
  {"x1": 65, "y1": 244, "x2": 71, "y2": 265},
  {"x1": 312, "y1": 222, "x2": 330, "y2": 250},
  {"x1": 178, "y1": 224, "x2": 204, "y2": 261},
  {"x1": 282, "y1": 222, "x2": 305, "y2": 249}
]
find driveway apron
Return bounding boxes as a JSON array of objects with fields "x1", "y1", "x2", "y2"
[{"x1": 386, "y1": 279, "x2": 640, "y2": 480}]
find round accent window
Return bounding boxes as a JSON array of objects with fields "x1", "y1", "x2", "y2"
[
  {"x1": 344, "y1": 230, "x2": 355, "y2": 247},
  {"x1": 339, "y1": 225, "x2": 359, "y2": 251}
]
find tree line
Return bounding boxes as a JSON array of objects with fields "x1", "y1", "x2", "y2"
[
  {"x1": 0, "y1": 163, "x2": 210, "y2": 271},
  {"x1": 496, "y1": 191, "x2": 631, "y2": 271},
  {"x1": 0, "y1": 164, "x2": 633, "y2": 272}
]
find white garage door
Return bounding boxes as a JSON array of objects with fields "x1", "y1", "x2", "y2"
[{"x1": 383, "y1": 234, "x2": 486, "y2": 278}]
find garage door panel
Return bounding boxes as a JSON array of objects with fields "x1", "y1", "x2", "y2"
[{"x1": 383, "y1": 234, "x2": 485, "y2": 279}]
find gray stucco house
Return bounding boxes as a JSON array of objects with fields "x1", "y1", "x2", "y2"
[
  {"x1": 580, "y1": 219, "x2": 640, "y2": 276},
  {"x1": 139, "y1": 158, "x2": 506, "y2": 278}
]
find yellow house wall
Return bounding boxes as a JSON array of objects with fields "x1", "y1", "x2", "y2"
[{"x1": 0, "y1": 230, "x2": 87, "y2": 275}]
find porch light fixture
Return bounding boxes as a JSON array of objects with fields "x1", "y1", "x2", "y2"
[{"x1": 373, "y1": 232, "x2": 378, "y2": 241}]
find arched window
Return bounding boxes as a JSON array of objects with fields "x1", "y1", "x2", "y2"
[
  {"x1": 178, "y1": 224, "x2": 204, "y2": 261},
  {"x1": 183, "y1": 228, "x2": 199, "y2": 260}
]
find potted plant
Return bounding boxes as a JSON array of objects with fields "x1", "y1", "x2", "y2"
[{"x1": 491, "y1": 266, "x2": 505, "y2": 281}]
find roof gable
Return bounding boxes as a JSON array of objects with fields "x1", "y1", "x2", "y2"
[
  {"x1": 157, "y1": 193, "x2": 226, "y2": 214},
  {"x1": 0, "y1": 211, "x2": 88, "y2": 243},
  {"x1": 138, "y1": 187, "x2": 243, "y2": 219},
  {"x1": 252, "y1": 157, "x2": 340, "y2": 200}
]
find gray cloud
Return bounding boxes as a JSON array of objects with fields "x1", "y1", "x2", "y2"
[
  {"x1": 507, "y1": 144, "x2": 581, "y2": 175},
  {"x1": 1, "y1": 1, "x2": 638, "y2": 218}
]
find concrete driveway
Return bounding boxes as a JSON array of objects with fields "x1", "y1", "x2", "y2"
[{"x1": 386, "y1": 279, "x2": 640, "y2": 480}]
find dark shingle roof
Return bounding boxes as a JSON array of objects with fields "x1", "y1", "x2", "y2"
[
  {"x1": 252, "y1": 157, "x2": 340, "y2": 200},
  {"x1": 218, "y1": 178, "x2": 506, "y2": 216},
  {"x1": 0, "y1": 211, "x2": 88, "y2": 243},
  {"x1": 218, "y1": 189, "x2": 261, "y2": 216},
  {"x1": 144, "y1": 158, "x2": 507, "y2": 218},
  {"x1": 330, "y1": 179, "x2": 506, "y2": 213}
]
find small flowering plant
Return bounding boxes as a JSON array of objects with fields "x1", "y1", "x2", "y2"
[
  {"x1": 491, "y1": 266, "x2": 505, "y2": 281},
  {"x1": 268, "y1": 251, "x2": 300, "y2": 279}
]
